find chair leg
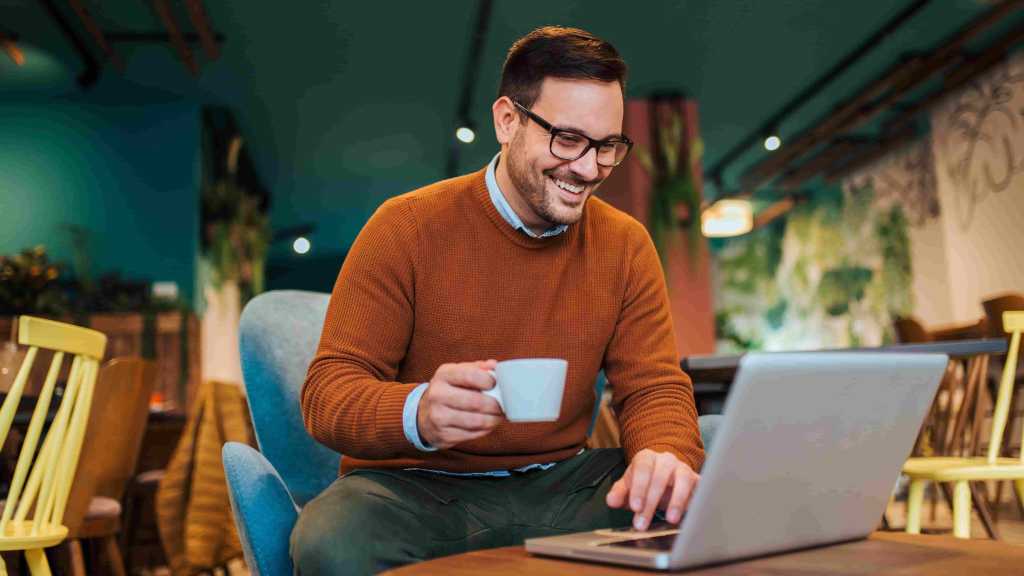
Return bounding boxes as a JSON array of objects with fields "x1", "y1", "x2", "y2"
[
  {"x1": 68, "y1": 539, "x2": 86, "y2": 576},
  {"x1": 906, "y1": 478, "x2": 926, "y2": 534},
  {"x1": 104, "y1": 535, "x2": 127, "y2": 576},
  {"x1": 1014, "y1": 480, "x2": 1024, "y2": 520},
  {"x1": 25, "y1": 549, "x2": 51, "y2": 576},
  {"x1": 0, "y1": 553, "x2": 7, "y2": 576},
  {"x1": 969, "y1": 482, "x2": 1000, "y2": 540},
  {"x1": 953, "y1": 480, "x2": 972, "y2": 539}
]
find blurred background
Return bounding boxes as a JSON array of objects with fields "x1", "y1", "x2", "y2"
[{"x1": 1, "y1": 1, "x2": 1022, "y2": 573}]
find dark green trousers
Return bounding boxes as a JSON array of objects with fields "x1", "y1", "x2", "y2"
[{"x1": 290, "y1": 448, "x2": 632, "y2": 575}]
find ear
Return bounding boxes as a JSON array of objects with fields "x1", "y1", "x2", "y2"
[{"x1": 492, "y1": 96, "x2": 521, "y2": 146}]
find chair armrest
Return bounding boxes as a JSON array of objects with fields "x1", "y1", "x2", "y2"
[{"x1": 223, "y1": 442, "x2": 300, "y2": 576}]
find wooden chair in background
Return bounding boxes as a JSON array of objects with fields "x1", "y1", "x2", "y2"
[
  {"x1": 61, "y1": 357, "x2": 156, "y2": 576},
  {"x1": 0, "y1": 316, "x2": 107, "y2": 575},
  {"x1": 904, "y1": 311, "x2": 1024, "y2": 539}
]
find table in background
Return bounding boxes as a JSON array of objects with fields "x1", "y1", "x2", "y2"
[
  {"x1": 682, "y1": 339, "x2": 1007, "y2": 415},
  {"x1": 385, "y1": 532, "x2": 1024, "y2": 575}
]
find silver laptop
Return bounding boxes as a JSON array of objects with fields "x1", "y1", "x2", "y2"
[{"x1": 525, "y1": 352, "x2": 947, "y2": 570}]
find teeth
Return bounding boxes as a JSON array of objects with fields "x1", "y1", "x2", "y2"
[{"x1": 552, "y1": 177, "x2": 584, "y2": 194}]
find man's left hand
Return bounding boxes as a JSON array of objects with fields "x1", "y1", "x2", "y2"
[{"x1": 605, "y1": 449, "x2": 699, "y2": 531}]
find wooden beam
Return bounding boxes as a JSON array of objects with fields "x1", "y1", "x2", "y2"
[
  {"x1": 68, "y1": 0, "x2": 124, "y2": 72},
  {"x1": 824, "y1": 127, "x2": 917, "y2": 183},
  {"x1": 740, "y1": 0, "x2": 1023, "y2": 191},
  {"x1": 778, "y1": 138, "x2": 869, "y2": 190},
  {"x1": 184, "y1": 0, "x2": 219, "y2": 60},
  {"x1": 884, "y1": 22, "x2": 1024, "y2": 135},
  {"x1": 151, "y1": 0, "x2": 198, "y2": 75},
  {"x1": 0, "y1": 31, "x2": 25, "y2": 66},
  {"x1": 753, "y1": 197, "x2": 797, "y2": 230}
]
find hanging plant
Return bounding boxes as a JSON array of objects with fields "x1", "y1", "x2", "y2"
[
  {"x1": 201, "y1": 178, "x2": 269, "y2": 302},
  {"x1": 634, "y1": 105, "x2": 704, "y2": 265}
]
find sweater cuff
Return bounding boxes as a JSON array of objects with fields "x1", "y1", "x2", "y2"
[
  {"x1": 640, "y1": 443, "x2": 703, "y2": 472},
  {"x1": 403, "y1": 383, "x2": 438, "y2": 452},
  {"x1": 374, "y1": 382, "x2": 423, "y2": 455}
]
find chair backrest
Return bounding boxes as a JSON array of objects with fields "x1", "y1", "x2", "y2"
[
  {"x1": 893, "y1": 316, "x2": 933, "y2": 344},
  {"x1": 62, "y1": 357, "x2": 156, "y2": 535},
  {"x1": 0, "y1": 316, "x2": 107, "y2": 535},
  {"x1": 987, "y1": 310, "x2": 1024, "y2": 463},
  {"x1": 239, "y1": 290, "x2": 340, "y2": 506},
  {"x1": 983, "y1": 294, "x2": 1024, "y2": 338}
]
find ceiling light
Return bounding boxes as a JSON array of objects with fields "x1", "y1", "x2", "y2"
[
  {"x1": 702, "y1": 199, "x2": 754, "y2": 238},
  {"x1": 292, "y1": 236, "x2": 311, "y2": 255},
  {"x1": 764, "y1": 135, "x2": 781, "y2": 151},
  {"x1": 455, "y1": 126, "x2": 476, "y2": 144}
]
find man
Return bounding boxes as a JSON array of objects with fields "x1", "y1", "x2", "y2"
[{"x1": 294, "y1": 26, "x2": 704, "y2": 574}]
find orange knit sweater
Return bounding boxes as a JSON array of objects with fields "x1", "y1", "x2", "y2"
[{"x1": 302, "y1": 167, "x2": 704, "y2": 474}]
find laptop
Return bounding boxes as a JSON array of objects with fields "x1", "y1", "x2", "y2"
[{"x1": 525, "y1": 352, "x2": 948, "y2": 570}]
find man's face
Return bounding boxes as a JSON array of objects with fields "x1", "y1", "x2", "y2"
[{"x1": 504, "y1": 78, "x2": 624, "y2": 229}]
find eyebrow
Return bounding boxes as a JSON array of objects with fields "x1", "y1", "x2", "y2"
[{"x1": 552, "y1": 123, "x2": 628, "y2": 142}]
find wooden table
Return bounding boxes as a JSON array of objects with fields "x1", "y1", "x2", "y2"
[{"x1": 385, "y1": 532, "x2": 1024, "y2": 575}]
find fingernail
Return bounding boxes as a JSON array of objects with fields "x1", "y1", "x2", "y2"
[
  {"x1": 631, "y1": 498, "x2": 642, "y2": 511},
  {"x1": 633, "y1": 515, "x2": 646, "y2": 530},
  {"x1": 668, "y1": 508, "x2": 681, "y2": 523}
]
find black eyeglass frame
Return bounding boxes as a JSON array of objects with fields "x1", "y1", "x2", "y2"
[{"x1": 512, "y1": 100, "x2": 634, "y2": 167}]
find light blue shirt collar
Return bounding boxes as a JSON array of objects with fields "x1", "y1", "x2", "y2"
[{"x1": 485, "y1": 153, "x2": 568, "y2": 238}]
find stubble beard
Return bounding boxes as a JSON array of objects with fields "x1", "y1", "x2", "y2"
[{"x1": 506, "y1": 133, "x2": 595, "y2": 227}]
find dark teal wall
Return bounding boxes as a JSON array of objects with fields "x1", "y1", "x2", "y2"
[{"x1": 0, "y1": 98, "x2": 200, "y2": 303}]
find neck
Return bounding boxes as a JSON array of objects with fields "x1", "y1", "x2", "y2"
[{"x1": 494, "y1": 152, "x2": 552, "y2": 236}]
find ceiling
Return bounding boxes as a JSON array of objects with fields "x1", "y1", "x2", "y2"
[{"x1": 0, "y1": 0, "x2": 1006, "y2": 254}]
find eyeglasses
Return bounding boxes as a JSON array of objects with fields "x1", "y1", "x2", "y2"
[{"x1": 512, "y1": 100, "x2": 633, "y2": 167}]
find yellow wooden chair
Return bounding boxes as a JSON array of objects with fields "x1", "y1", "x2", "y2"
[
  {"x1": 0, "y1": 316, "x2": 106, "y2": 575},
  {"x1": 904, "y1": 310, "x2": 1024, "y2": 538}
]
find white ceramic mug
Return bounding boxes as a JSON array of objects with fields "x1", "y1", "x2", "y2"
[{"x1": 483, "y1": 358, "x2": 568, "y2": 422}]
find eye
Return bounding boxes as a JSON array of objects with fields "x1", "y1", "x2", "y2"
[{"x1": 554, "y1": 132, "x2": 585, "y2": 147}]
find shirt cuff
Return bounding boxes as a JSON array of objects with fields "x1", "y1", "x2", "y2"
[{"x1": 403, "y1": 382, "x2": 437, "y2": 452}]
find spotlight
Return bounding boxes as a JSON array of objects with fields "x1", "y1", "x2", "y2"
[
  {"x1": 293, "y1": 236, "x2": 311, "y2": 255},
  {"x1": 764, "y1": 135, "x2": 781, "y2": 152},
  {"x1": 455, "y1": 126, "x2": 476, "y2": 144}
]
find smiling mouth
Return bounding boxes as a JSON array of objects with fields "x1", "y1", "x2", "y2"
[{"x1": 550, "y1": 175, "x2": 585, "y2": 195}]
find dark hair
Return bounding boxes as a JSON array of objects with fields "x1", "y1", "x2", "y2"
[{"x1": 499, "y1": 26, "x2": 627, "y2": 110}]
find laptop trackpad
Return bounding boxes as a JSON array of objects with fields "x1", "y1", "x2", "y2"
[{"x1": 600, "y1": 533, "x2": 677, "y2": 550}]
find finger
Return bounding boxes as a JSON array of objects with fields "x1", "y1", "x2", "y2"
[
  {"x1": 665, "y1": 469, "x2": 698, "y2": 524},
  {"x1": 439, "y1": 384, "x2": 504, "y2": 414},
  {"x1": 436, "y1": 406, "x2": 503, "y2": 431},
  {"x1": 627, "y1": 454, "x2": 653, "y2": 516},
  {"x1": 606, "y1": 468, "x2": 632, "y2": 508},
  {"x1": 438, "y1": 363, "x2": 495, "y2": 391},
  {"x1": 638, "y1": 456, "x2": 675, "y2": 530}
]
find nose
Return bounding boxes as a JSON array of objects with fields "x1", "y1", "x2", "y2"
[{"x1": 567, "y1": 146, "x2": 600, "y2": 182}]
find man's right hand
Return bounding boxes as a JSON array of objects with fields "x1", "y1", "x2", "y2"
[{"x1": 417, "y1": 360, "x2": 505, "y2": 449}]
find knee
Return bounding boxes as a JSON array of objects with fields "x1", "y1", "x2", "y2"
[{"x1": 290, "y1": 478, "x2": 389, "y2": 575}]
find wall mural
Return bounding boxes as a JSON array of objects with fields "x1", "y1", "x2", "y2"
[
  {"x1": 841, "y1": 139, "x2": 940, "y2": 228},
  {"x1": 713, "y1": 186, "x2": 913, "y2": 352},
  {"x1": 931, "y1": 52, "x2": 1024, "y2": 231}
]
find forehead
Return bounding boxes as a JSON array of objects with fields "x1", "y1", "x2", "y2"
[{"x1": 531, "y1": 77, "x2": 625, "y2": 140}]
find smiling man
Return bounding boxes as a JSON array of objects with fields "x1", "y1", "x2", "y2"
[{"x1": 294, "y1": 26, "x2": 705, "y2": 574}]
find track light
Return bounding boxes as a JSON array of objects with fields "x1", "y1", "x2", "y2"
[
  {"x1": 456, "y1": 125, "x2": 476, "y2": 144},
  {"x1": 764, "y1": 134, "x2": 781, "y2": 152},
  {"x1": 293, "y1": 236, "x2": 311, "y2": 255}
]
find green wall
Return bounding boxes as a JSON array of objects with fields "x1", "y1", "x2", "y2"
[{"x1": 0, "y1": 98, "x2": 200, "y2": 303}]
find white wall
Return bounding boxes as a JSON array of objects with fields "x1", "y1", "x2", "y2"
[{"x1": 928, "y1": 53, "x2": 1024, "y2": 325}]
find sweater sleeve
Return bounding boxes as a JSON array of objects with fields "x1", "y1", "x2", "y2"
[
  {"x1": 301, "y1": 197, "x2": 422, "y2": 460},
  {"x1": 602, "y1": 224, "x2": 705, "y2": 471}
]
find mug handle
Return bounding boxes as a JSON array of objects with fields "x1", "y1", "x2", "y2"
[{"x1": 483, "y1": 370, "x2": 504, "y2": 412}]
